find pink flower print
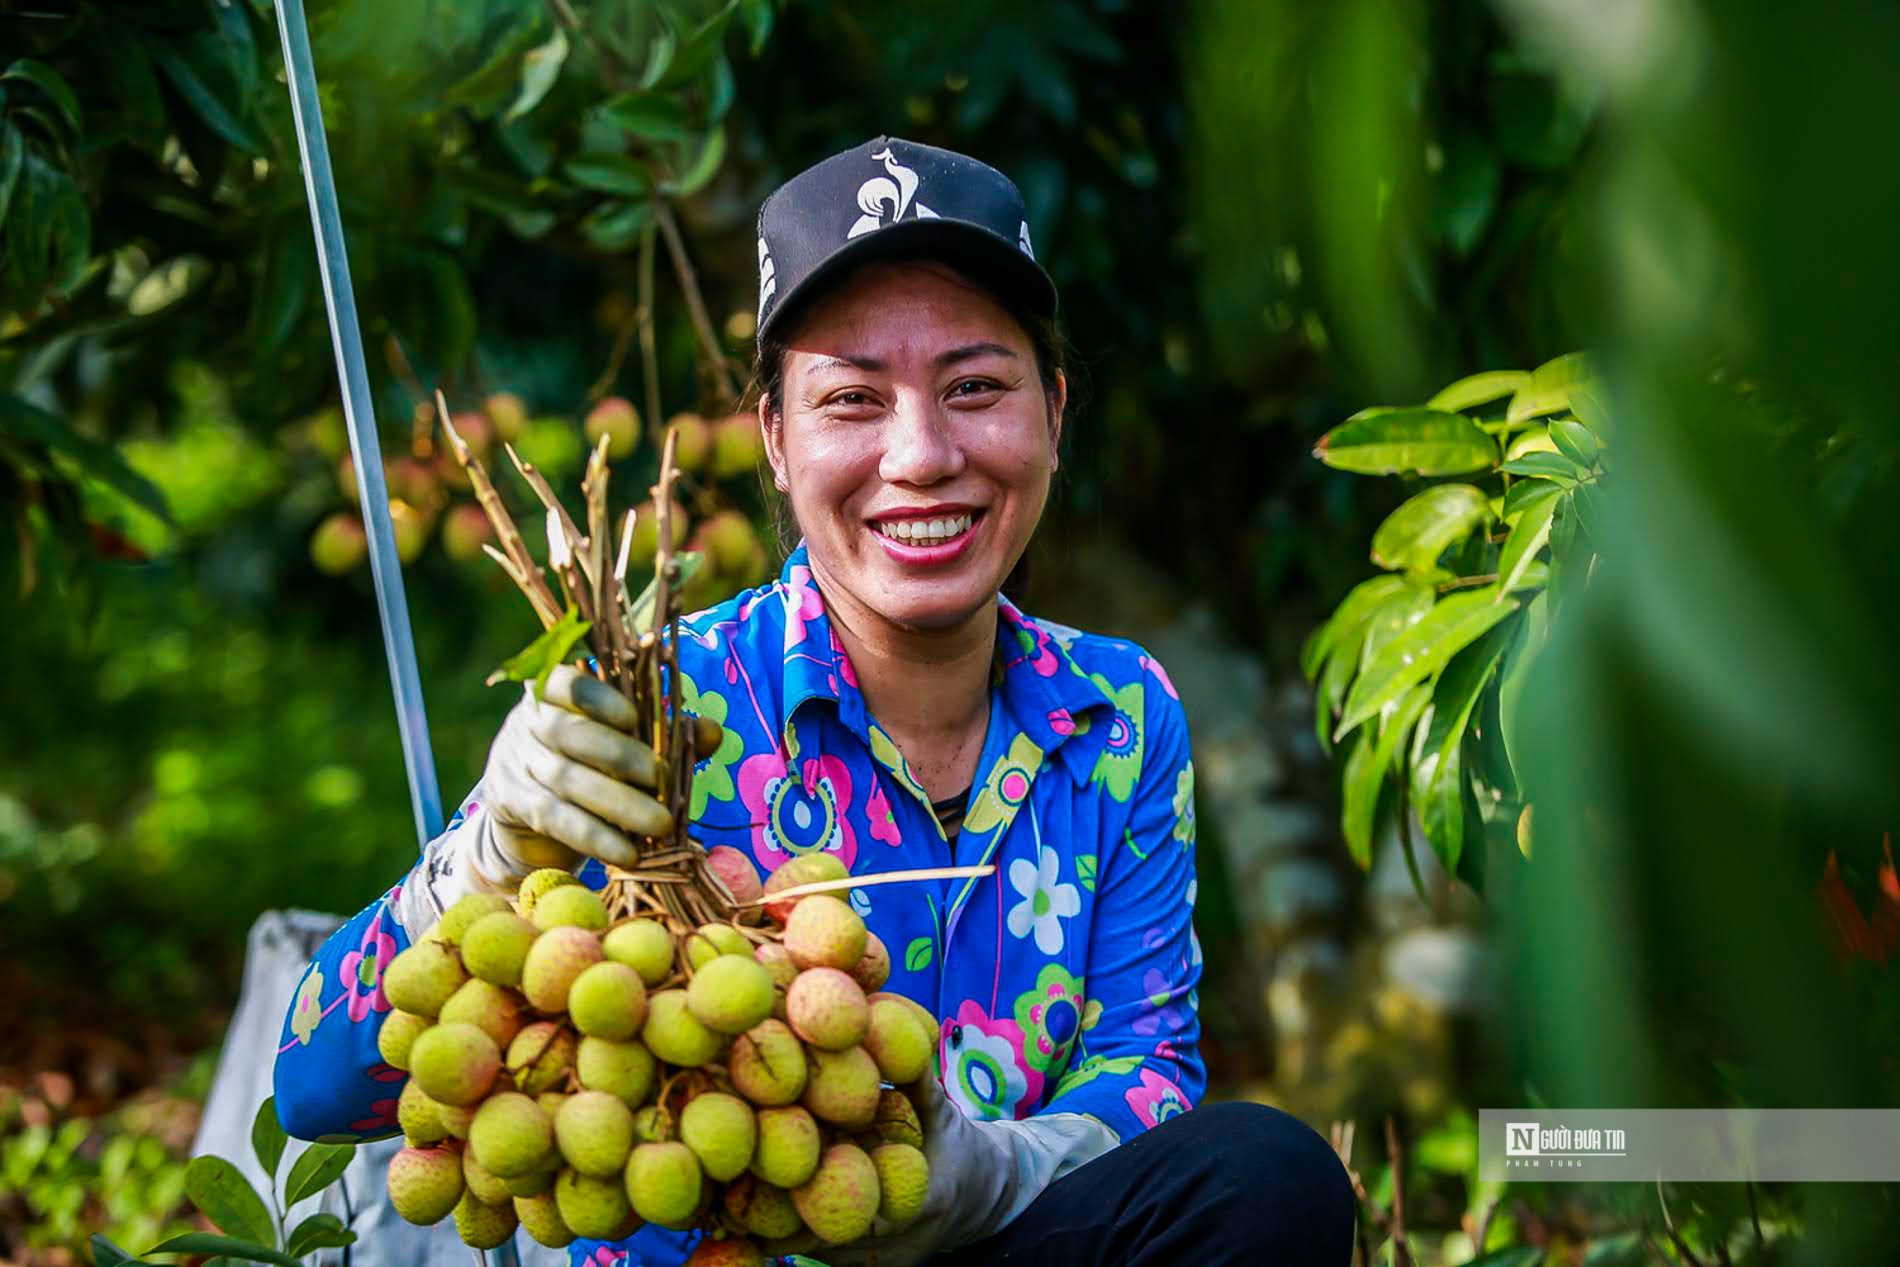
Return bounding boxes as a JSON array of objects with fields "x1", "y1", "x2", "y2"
[
  {"x1": 587, "y1": 1248, "x2": 631, "y2": 1265},
  {"x1": 1046, "y1": 707, "x2": 1076, "y2": 736},
  {"x1": 943, "y1": 1001, "x2": 1045, "y2": 1121},
  {"x1": 349, "y1": 1098, "x2": 399, "y2": 1134},
  {"x1": 781, "y1": 565, "x2": 825, "y2": 650},
  {"x1": 1134, "y1": 967, "x2": 1190, "y2": 1036},
  {"x1": 1001, "y1": 605, "x2": 1060, "y2": 677},
  {"x1": 830, "y1": 627, "x2": 860, "y2": 688},
  {"x1": 1140, "y1": 653, "x2": 1180, "y2": 699},
  {"x1": 338, "y1": 919, "x2": 398, "y2": 1023},
  {"x1": 866, "y1": 776, "x2": 902, "y2": 846},
  {"x1": 1125, "y1": 1065, "x2": 1193, "y2": 1129},
  {"x1": 738, "y1": 752, "x2": 858, "y2": 870}
]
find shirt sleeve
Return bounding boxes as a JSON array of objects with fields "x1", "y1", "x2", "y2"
[{"x1": 1037, "y1": 666, "x2": 1205, "y2": 1141}]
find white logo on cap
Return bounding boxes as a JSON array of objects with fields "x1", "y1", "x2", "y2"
[
  {"x1": 848, "y1": 147, "x2": 938, "y2": 238},
  {"x1": 757, "y1": 236, "x2": 776, "y2": 319},
  {"x1": 1018, "y1": 220, "x2": 1034, "y2": 259}
]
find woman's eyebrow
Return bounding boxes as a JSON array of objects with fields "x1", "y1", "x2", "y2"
[
  {"x1": 935, "y1": 341, "x2": 1020, "y2": 369},
  {"x1": 806, "y1": 353, "x2": 885, "y2": 374}
]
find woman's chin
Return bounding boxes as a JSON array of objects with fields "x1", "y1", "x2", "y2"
[{"x1": 867, "y1": 573, "x2": 1001, "y2": 632}]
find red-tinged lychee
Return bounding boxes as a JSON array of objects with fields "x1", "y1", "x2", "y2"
[
  {"x1": 410, "y1": 1022, "x2": 501, "y2": 1106},
  {"x1": 753, "y1": 941, "x2": 796, "y2": 989},
  {"x1": 484, "y1": 392, "x2": 527, "y2": 443},
  {"x1": 761, "y1": 854, "x2": 850, "y2": 925},
  {"x1": 684, "y1": 1237, "x2": 766, "y2": 1267},
  {"x1": 378, "y1": 1009, "x2": 431, "y2": 1071},
  {"x1": 585, "y1": 397, "x2": 641, "y2": 460},
  {"x1": 388, "y1": 497, "x2": 431, "y2": 565},
  {"x1": 442, "y1": 503, "x2": 493, "y2": 562},
  {"x1": 439, "y1": 978, "x2": 525, "y2": 1050},
  {"x1": 723, "y1": 1173, "x2": 803, "y2": 1239},
  {"x1": 704, "y1": 845, "x2": 763, "y2": 907},
  {"x1": 626, "y1": 1140, "x2": 702, "y2": 1230},
  {"x1": 851, "y1": 931, "x2": 891, "y2": 992},
  {"x1": 698, "y1": 510, "x2": 757, "y2": 575},
  {"x1": 507, "y1": 1021, "x2": 577, "y2": 1095},
  {"x1": 514, "y1": 1190, "x2": 575, "y2": 1248},
  {"x1": 382, "y1": 940, "x2": 467, "y2": 1018},
  {"x1": 687, "y1": 953, "x2": 775, "y2": 1035},
  {"x1": 791, "y1": 1143, "x2": 880, "y2": 1245},
  {"x1": 469, "y1": 1091, "x2": 554, "y2": 1179},
  {"x1": 708, "y1": 413, "x2": 764, "y2": 480},
  {"x1": 786, "y1": 967, "x2": 869, "y2": 1052},
  {"x1": 784, "y1": 895, "x2": 867, "y2": 971},
  {"x1": 462, "y1": 912, "x2": 538, "y2": 987},
  {"x1": 532, "y1": 884, "x2": 609, "y2": 933},
  {"x1": 863, "y1": 998, "x2": 932, "y2": 1083},
  {"x1": 602, "y1": 918, "x2": 675, "y2": 985},
  {"x1": 669, "y1": 412, "x2": 711, "y2": 472},
  {"x1": 522, "y1": 925, "x2": 604, "y2": 1014},
  {"x1": 872, "y1": 1088, "x2": 925, "y2": 1150},
  {"x1": 800, "y1": 1046, "x2": 880, "y2": 1129},
  {"x1": 453, "y1": 1191, "x2": 519, "y2": 1249},
  {"x1": 555, "y1": 1168, "x2": 633, "y2": 1241},
  {"x1": 872, "y1": 1142, "x2": 929, "y2": 1224},
  {"x1": 728, "y1": 1018, "x2": 807, "y2": 1106},
  {"x1": 568, "y1": 961, "x2": 649, "y2": 1039},
  {"x1": 749, "y1": 1105, "x2": 821, "y2": 1188},
  {"x1": 310, "y1": 512, "x2": 367, "y2": 575},
  {"x1": 577, "y1": 1035, "x2": 656, "y2": 1106},
  {"x1": 679, "y1": 1091, "x2": 756, "y2": 1182},
  {"x1": 555, "y1": 1089, "x2": 635, "y2": 1177},
  {"x1": 640, "y1": 990, "x2": 723, "y2": 1067},
  {"x1": 387, "y1": 1146, "x2": 463, "y2": 1224}
]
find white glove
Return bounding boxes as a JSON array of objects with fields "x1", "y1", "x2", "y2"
[
  {"x1": 821, "y1": 1075, "x2": 1119, "y2": 1266},
  {"x1": 394, "y1": 664, "x2": 675, "y2": 938}
]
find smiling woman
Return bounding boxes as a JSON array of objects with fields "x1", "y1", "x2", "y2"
[{"x1": 271, "y1": 135, "x2": 1354, "y2": 1267}]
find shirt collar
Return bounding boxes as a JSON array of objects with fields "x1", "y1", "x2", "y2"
[{"x1": 772, "y1": 542, "x2": 1115, "y2": 778}]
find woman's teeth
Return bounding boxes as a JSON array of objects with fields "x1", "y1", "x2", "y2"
[{"x1": 873, "y1": 513, "x2": 974, "y2": 545}]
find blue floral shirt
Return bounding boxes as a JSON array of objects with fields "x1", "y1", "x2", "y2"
[{"x1": 274, "y1": 543, "x2": 1204, "y2": 1264}]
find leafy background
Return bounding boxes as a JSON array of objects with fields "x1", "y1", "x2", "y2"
[{"x1": 4, "y1": 0, "x2": 1899, "y2": 1263}]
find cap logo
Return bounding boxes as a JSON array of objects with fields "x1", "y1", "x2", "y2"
[
  {"x1": 757, "y1": 236, "x2": 776, "y2": 320},
  {"x1": 1018, "y1": 220, "x2": 1034, "y2": 259},
  {"x1": 847, "y1": 146, "x2": 939, "y2": 239}
]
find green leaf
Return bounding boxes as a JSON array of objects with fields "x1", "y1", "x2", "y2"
[
  {"x1": 1313, "y1": 408, "x2": 1496, "y2": 476},
  {"x1": 1425, "y1": 370, "x2": 1527, "y2": 414},
  {"x1": 1566, "y1": 385, "x2": 1611, "y2": 436},
  {"x1": 183, "y1": 1156, "x2": 276, "y2": 1248},
  {"x1": 564, "y1": 153, "x2": 653, "y2": 197},
  {"x1": 1369, "y1": 484, "x2": 1489, "y2": 573},
  {"x1": 1497, "y1": 491, "x2": 1559, "y2": 598},
  {"x1": 3, "y1": 60, "x2": 81, "y2": 133},
  {"x1": 599, "y1": 92, "x2": 689, "y2": 141},
  {"x1": 1341, "y1": 682, "x2": 1431, "y2": 866},
  {"x1": 626, "y1": 552, "x2": 704, "y2": 634},
  {"x1": 285, "y1": 1213, "x2": 356, "y2": 1258},
  {"x1": 1337, "y1": 587, "x2": 1521, "y2": 739},
  {"x1": 1498, "y1": 591, "x2": 1548, "y2": 779},
  {"x1": 0, "y1": 394, "x2": 171, "y2": 525},
  {"x1": 89, "y1": 1236, "x2": 154, "y2": 1266},
  {"x1": 739, "y1": 0, "x2": 774, "y2": 56},
  {"x1": 662, "y1": 125, "x2": 725, "y2": 196},
  {"x1": 487, "y1": 604, "x2": 592, "y2": 694},
  {"x1": 250, "y1": 1098, "x2": 286, "y2": 1184},
  {"x1": 1417, "y1": 616, "x2": 1518, "y2": 794},
  {"x1": 1548, "y1": 416, "x2": 1601, "y2": 468},
  {"x1": 0, "y1": 123, "x2": 22, "y2": 227},
  {"x1": 283, "y1": 1142, "x2": 355, "y2": 1207},
  {"x1": 1300, "y1": 575, "x2": 1411, "y2": 680},
  {"x1": 1412, "y1": 730, "x2": 1466, "y2": 875},
  {"x1": 580, "y1": 199, "x2": 654, "y2": 252},
  {"x1": 1500, "y1": 475, "x2": 1563, "y2": 522},
  {"x1": 1357, "y1": 582, "x2": 1436, "y2": 674},
  {"x1": 653, "y1": 7, "x2": 733, "y2": 89},
  {"x1": 148, "y1": 1233, "x2": 302, "y2": 1267},
  {"x1": 1499, "y1": 452, "x2": 1582, "y2": 485},
  {"x1": 146, "y1": 35, "x2": 263, "y2": 153},
  {"x1": 505, "y1": 26, "x2": 567, "y2": 122},
  {"x1": 903, "y1": 937, "x2": 933, "y2": 973},
  {"x1": 1505, "y1": 351, "x2": 1595, "y2": 423}
]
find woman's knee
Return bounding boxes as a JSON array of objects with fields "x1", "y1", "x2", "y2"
[{"x1": 1182, "y1": 1102, "x2": 1358, "y2": 1259}]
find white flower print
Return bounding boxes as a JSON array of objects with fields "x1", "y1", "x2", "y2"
[{"x1": 1007, "y1": 845, "x2": 1082, "y2": 955}]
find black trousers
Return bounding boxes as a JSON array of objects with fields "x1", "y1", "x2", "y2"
[{"x1": 936, "y1": 1102, "x2": 1358, "y2": 1266}]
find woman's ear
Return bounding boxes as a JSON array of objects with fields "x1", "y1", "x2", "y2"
[
  {"x1": 759, "y1": 393, "x2": 790, "y2": 492},
  {"x1": 1048, "y1": 370, "x2": 1068, "y2": 472}
]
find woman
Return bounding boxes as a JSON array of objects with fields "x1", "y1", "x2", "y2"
[{"x1": 276, "y1": 136, "x2": 1355, "y2": 1266}]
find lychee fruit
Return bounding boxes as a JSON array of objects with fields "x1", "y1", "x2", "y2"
[
  {"x1": 555, "y1": 1168, "x2": 633, "y2": 1241},
  {"x1": 784, "y1": 895, "x2": 867, "y2": 971},
  {"x1": 684, "y1": 922, "x2": 753, "y2": 969},
  {"x1": 851, "y1": 931, "x2": 891, "y2": 992},
  {"x1": 708, "y1": 412, "x2": 764, "y2": 480},
  {"x1": 749, "y1": 1105, "x2": 821, "y2": 1188},
  {"x1": 723, "y1": 1173, "x2": 803, "y2": 1239},
  {"x1": 454, "y1": 1191, "x2": 519, "y2": 1248},
  {"x1": 568, "y1": 961, "x2": 649, "y2": 1039},
  {"x1": 641, "y1": 989, "x2": 724, "y2": 1067},
  {"x1": 703, "y1": 844, "x2": 763, "y2": 907},
  {"x1": 872, "y1": 1142, "x2": 928, "y2": 1224},
  {"x1": 522, "y1": 925, "x2": 604, "y2": 1013},
  {"x1": 684, "y1": 1237, "x2": 766, "y2": 1267},
  {"x1": 628, "y1": 496, "x2": 690, "y2": 568},
  {"x1": 686, "y1": 954, "x2": 775, "y2": 1035},
  {"x1": 728, "y1": 1019, "x2": 807, "y2": 1106},
  {"x1": 397, "y1": 1079, "x2": 448, "y2": 1145},
  {"x1": 800, "y1": 1046, "x2": 880, "y2": 1129},
  {"x1": 435, "y1": 892, "x2": 513, "y2": 945},
  {"x1": 461, "y1": 912, "x2": 538, "y2": 987},
  {"x1": 377, "y1": 1009, "x2": 432, "y2": 1071},
  {"x1": 310, "y1": 511, "x2": 367, "y2": 575},
  {"x1": 753, "y1": 942, "x2": 796, "y2": 989},
  {"x1": 469, "y1": 1091, "x2": 554, "y2": 1179},
  {"x1": 532, "y1": 884, "x2": 609, "y2": 933},
  {"x1": 762, "y1": 854, "x2": 850, "y2": 924},
  {"x1": 632, "y1": 1104, "x2": 674, "y2": 1143},
  {"x1": 504, "y1": 1161, "x2": 558, "y2": 1198},
  {"x1": 409, "y1": 1022, "x2": 500, "y2": 1106},
  {"x1": 669, "y1": 412, "x2": 710, "y2": 472},
  {"x1": 463, "y1": 1150, "x2": 513, "y2": 1205},
  {"x1": 506, "y1": 1021, "x2": 577, "y2": 1094},
  {"x1": 872, "y1": 1088, "x2": 925, "y2": 1150},
  {"x1": 513, "y1": 1189, "x2": 575, "y2": 1248},
  {"x1": 863, "y1": 998, "x2": 932, "y2": 1083},
  {"x1": 577, "y1": 1035, "x2": 657, "y2": 1107},
  {"x1": 437, "y1": 1102, "x2": 476, "y2": 1139},
  {"x1": 382, "y1": 941, "x2": 467, "y2": 1018},
  {"x1": 791, "y1": 1143, "x2": 880, "y2": 1245},
  {"x1": 484, "y1": 392, "x2": 527, "y2": 443},
  {"x1": 585, "y1": 396, "x2": 641, "y2": 461},
  {"x1": 786, "y1": 967, "x2": 869, "y2": 1051},
  {"x1": 387, "y1": 1145, "x2": 463, "y2": 1224},
  {"x1": 602, "y1": 918, "x2": 675, "y2": 985},
  {"x1": 698, "y1": 510, "x2": 757, "y2": 575},
  {"x1": 442, "y1": 503, "x2": 493, "y2": 562},
  {"x1": 438, "y1": 978, "x2": 525, "y2": 1050},
  {"x1": 869, "y1": 991, "x2": 941, "y2": 1049},
  {"x1": 517, "y1": 867, "x2": 581, "y2": 919},
  {"x1": 626, "y1": 1140, "x2": 702, "y2": 1230},
  {"x1": 679, "y1": 1092, "x2": 756, "y2": 1182},
  {"x1": 555, "y1": 1089, "x2": 635, "y2": 1177}
]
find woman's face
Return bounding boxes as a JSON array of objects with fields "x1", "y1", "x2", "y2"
[{"x1": 763, "y1": 260, "x2": 1064, "y2": 632}]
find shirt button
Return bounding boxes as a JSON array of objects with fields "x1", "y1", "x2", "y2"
[{"x1": 950, "y1": 1024, "x2": 964, "y2": 1047}]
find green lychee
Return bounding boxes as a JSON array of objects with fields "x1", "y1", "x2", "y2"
[
  {"x1": 585, "y1": 396, "x2": 641, "y2": 460},
  {"x1": 462, "y1": 912, "x2": 538, "y2": 987},
  {"x1": 791, "y1": 1142, "x2": 880, "y2": 1245},
  {"x1": 863, "y1": 998, "x2": 932, "y2": 1083},
  {"x1": 728, "y1": 1019, "x2": 807, "y2": 1106},
  {"x1": 453, "y1": 1191, "x2": 519, "y2": 1249},
  {"x1": 310, "y1": 511, "x2": 367, "y2": 574},
  {"x1": 397, "y1": 1079, "x2": 448, "y2": 1144},
  {"x1": 708, "y1": 413, "x2": 764, "y2": 481},
  {"x1": 632, "y1": 1104, "x2": 674, "y2": 1143},
  {"x1": 762, "y1": 854, "x2": 850, "y2": 925},
  {"x1": 577, "y1": 1035, "x2": 656, "y2": 1106},
  {"x1": 749, "y1": 1105, "x2": 820, "y2": 1188},
  {"x1": 469, "y1": 1091, "x2": 554, "y2": 1178},
  {"x1": 640, "y1": 989, "x2": 724, "y2": 1067},
  {"x1": 556, "y1": 1089, "x2": 635, "y2": 1177},
  {"x1": 568, "y1": 961, "x2": 649, "y2": 1039},
  {"x1": 684, "y1": 922, "x2": 753, "y2": 969},
  {"x1": 850, "y1": 931, "x2": 891, "y2": 992},
  {"x1": 786, "y1": 967, "x2": 869, "y2": 1051},
  {"x1": 679, "y1": 1091, "x2": 756, "y2": 1182},
  {"x1": 872, "y1": 1088, "x2": 925, "y2": 1150},
  {"x1": 784, "y1": 895, "x2": 867, "y2": 972},
  {"x1": 378, "y1": 1009, "x2": 432, "y2": 1070},
  {"x1": 382, "y1": 941, "x2": 468, "y2": 1018},
  {"x1": 438, "y1": 978, "x2": 525, "y2": 1050},
  {"x1": 437, "y1": 1102, "x2": 476, "y2": 1139},
  {"x1": 504, "y1": 1160, "x2": 558, "y2": 1198},
  {"x1": 800, "y1": 1046, "x2": 880, "y2": 1129},
  {"x1": 387, "y1": 1145, "x2": 463, "y2": 1224},
  {"x1": 871, "y1": 1142, "x2": 929, "y2": 1224},
  {"x1": 410, "y1": 1022, "x2": 501, "y2": 1106},
  {"x1": 517, "y1": 867, "x2": 581, "y2": 918},
  {"x1": 626, "y1": 1140, "x2": 702, "y2": 1230},
  {"x1": 435, "y1": 892, "x2": 513, "y2": 945},
  {"x1": 687, "y1": 954, "x2": 775, "y2": 1035},
  {"x1": 533, "y1": 884, "x2": 609, "y2": 933},
  {"x1": 463, "y1": 1150, "x2": 513, "y2": 1205},
  {"x1": 555, "y1": 1168, "x2": 634, "y2": 1240},
  {"x1": 723, "y1": 1173, "x2": 802, "y2": 1239},
  {"x1": 869, "y1": 991, "x2": 941, "y2": 1050},
  {"x1": 537, "y1": 1091, "x2": 570, "y2": 1120},
  {"x1": 514, "y1": 1190, "x2": 575, "y2": 1248},
  {"x1": 522, "y1": 925, "x2": 604, "y2": 1013},
  {"x1": 506, "y1": 1020, "x2": 577, "y2": 1094},
  {"x1": 602, "y1": 918, "x2": 675, "y2": 985}
]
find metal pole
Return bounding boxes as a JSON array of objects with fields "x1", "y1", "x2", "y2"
[{"x1": 274, "y1": 0, "x2": 443, "y2": 846}]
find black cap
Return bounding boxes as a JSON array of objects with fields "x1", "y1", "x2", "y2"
[{"x1": 754, "y1": 136, "x2": 1057, "y2": 346}]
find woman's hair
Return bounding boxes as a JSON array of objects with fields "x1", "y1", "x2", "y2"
[{"x1": 751, "y1": 255, "x2": 1070, "y2": 600}]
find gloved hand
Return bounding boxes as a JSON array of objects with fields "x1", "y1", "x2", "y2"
[{"x1": 821, "y1": 1074, "x2": 1119, "y2": 1267}]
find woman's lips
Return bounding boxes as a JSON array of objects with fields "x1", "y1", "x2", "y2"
[{"x1": 868, "y1": 510, "x2": 983, "y2": 566}]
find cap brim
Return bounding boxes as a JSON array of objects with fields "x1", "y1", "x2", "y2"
[{"x1": 757, "y1": 218, "x2": 1058, "y2": 348}]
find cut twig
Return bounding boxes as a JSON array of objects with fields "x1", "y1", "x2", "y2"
[
  {"x1": 735, "y1": 866, "x2": 997, "y2": 907},
  {"x1": 638, "y1": 222, "x2": 664, "y2": 448},
  {"x1": 655, "y1": 202, "x2": 740, "y2": 406},
  {"x1": 1386, "y1": 1116, "x2": 1411, "y2": 1267},
  {"x1": 438, "y1": 394, "x2": 560, "y2": 628}
]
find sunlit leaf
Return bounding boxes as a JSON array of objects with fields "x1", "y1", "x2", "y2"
[
  {"x1": 1358, "y1": 582, "x2": 1436, "y2": 674},
  {"x1": 1506, "y1": 351, "x2": 1595, "y2": 422},
  {"x1": 1426, "y1": 370, "x2": 1527, "y2": 414},
  {"x1": 183, "y1": 1156, "x2": 275, "y2": 1248},
  {"x1": 1370, "y1": 483, "x2": 1489, "y2": 573},
  {"x1": 1500, "y1": 452, "x2": 1582, "y2": 485},
  {"x1": 0, "y1": 394, "x2": 171, "y2": 524},
  {"x1": 1338, "y1": 586, "x2": 1521, "y2": 738},
  {"x1": 505, "y1": 26, "x2": 568, "y2": 122},
  {"x1": 1342, "y1": 682, "x2": 1432, "y2": 866},
  {"x1": 1501, "y1": 476, "x2": 1563, "y2": 522},
  {"x1": 488, "y1": 604, "x2": 592, "y2": 694},
  {"x1": 1497, "y1": 491, "x2": 1558, "y2": 598},
  {"x1": 88, "y1": 1236, "x2": 152, "y2": 1266},
  {"x1": 1300, "y1": 574, "x2": 1412, "y2": 680},
  {"x1": 1313, "y1": 408, "x2": 1496, "y2": 476},
  {"x1": 1549, "y1": 416, "x2": 1601, "y2": 468},
  {"x1": 283, "y1": 1142, "x2": 355, "y2": 1206}
]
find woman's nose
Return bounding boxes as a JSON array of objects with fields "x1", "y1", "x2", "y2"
[{"x1": 878, "y1": 395, "x2": 966, "y2": 486}]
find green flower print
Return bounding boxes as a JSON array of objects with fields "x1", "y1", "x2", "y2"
[
  {"x1": 1087, "y1": 674, "x2": 1145, "y2": 802},
  {"x1": 1014, "y1": 964, "x2": 1086, "y2": 1075},
  {"x1": 1052, "y1": 1053, "x2": 1143, "y2": 1098},
  {"x1": 1172, "y1": 761, "x2": 1196, "y2": 845},
  {"x1": 679, "y1": 671, "x2": 744, "y2": 818}
]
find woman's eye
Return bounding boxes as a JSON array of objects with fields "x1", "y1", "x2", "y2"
[{"x1": 950, "y1": 378, "x2": 999, "y2": 398}]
